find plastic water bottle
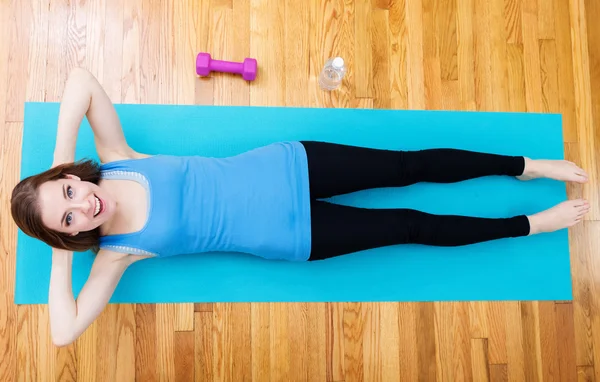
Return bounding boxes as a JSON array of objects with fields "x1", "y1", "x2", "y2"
[{"x1": 318, "y1": 57, "x2": 346, "y2": 90}]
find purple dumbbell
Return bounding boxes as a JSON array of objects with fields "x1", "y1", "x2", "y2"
[{"x1": 196, "y1": 52, "x2": 257, "y2": 81}]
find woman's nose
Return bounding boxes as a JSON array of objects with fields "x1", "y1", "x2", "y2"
[{"x1": 73, "y1": 200, "x2": 92, "y2": 214}]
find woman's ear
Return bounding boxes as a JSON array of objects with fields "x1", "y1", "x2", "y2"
[
  {"x1": 70, "y1": 232, "x2": 79, "y2": 236},
  {"x1": 64, "y1": 174, "x2": 81, "y2": 181}
]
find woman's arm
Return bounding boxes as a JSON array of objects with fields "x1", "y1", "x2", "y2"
[
  {"x1": 52, "y1": 68, "x2": 144, "y2": 166},
  {"x1": 49, "y1": 249, "x2": 140, "y2": 347}
]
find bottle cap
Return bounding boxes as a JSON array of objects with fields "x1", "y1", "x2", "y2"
[{"x1": 332, "y1": 57, "x2": 344, "y2": 69}]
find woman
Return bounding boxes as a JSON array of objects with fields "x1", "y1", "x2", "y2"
[{"x1": 11, "y1": 68, "x2": 590, "y2": 346}]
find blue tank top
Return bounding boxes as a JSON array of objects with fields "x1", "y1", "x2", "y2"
[{"x1": 98, "y1": 141, "x2": 312, "y2": 261}]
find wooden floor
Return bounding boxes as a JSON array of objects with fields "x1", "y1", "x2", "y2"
[{"x1": 1, "y1": 0, "x2": 599, "y2": 380}]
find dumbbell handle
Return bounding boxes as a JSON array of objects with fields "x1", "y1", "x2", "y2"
[{"x1": 210, "y1": 59, "x2": 244, "y2": 74}]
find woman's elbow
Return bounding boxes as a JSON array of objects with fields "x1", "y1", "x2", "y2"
[{"x1": 52, "y1": 332, "x2": 76, "y2": 347}]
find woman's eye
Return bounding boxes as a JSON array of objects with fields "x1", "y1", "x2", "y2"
[
  {"x1": 67, "y1": 186, "x2": 73, "y2": 199},
  {"x1": 66, "y1": 213, "x2": 73, "y2": 226}
]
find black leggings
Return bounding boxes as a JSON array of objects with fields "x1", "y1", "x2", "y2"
[{"x1": 301, "y1": 141, "x2": 531, "y2": 261}]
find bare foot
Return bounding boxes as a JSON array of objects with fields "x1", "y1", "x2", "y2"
[
  {"x1": 527, "y1": 199, "x2": 590, "y2": 235},
  {"x1": 517, "y1": 157, "x2": 589, "y2": 183}
]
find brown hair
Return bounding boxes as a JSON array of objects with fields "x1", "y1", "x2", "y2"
[{"x1": 11, "y1": 159, "x2": 102, "y2": 252}]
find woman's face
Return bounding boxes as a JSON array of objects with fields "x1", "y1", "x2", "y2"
[{"x1": 37, "y1": 174, "x2": 116, "y2": 235}]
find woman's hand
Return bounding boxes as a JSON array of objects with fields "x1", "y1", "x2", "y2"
[{"x1": 52, "y1": 68, "x2": 144, "y2": 166}]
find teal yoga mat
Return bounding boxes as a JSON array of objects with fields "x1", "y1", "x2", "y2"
[{"x1": 15, "y1": 102, "x2": 572, "y2": 304}]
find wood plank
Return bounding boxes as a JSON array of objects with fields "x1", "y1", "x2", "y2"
[
  {"x1": 135, "y1": 305, "x2": 157, "y2": 381},
  {"x1": 284, "y1": 0, "x2": 309, "y2": 107},
  {"x1": 103, "y1": 0, "x2": 124, "y2": 101},
  {"x1": 371, "y1": 8, "x2": 391, "y2": 109},
  {"x1": 569, "y1": 0, "x2": 599, "y2": 219},
  {"x1": 422, "y1": 0, "x2": 442, "y2": 110},
  {"x1": 473, "y1": 0, "x2": 492, "y2": 111},
  {"x1": 0, "y1": 30, "x2": 18, "y2": 377},
  {"x1": 434, "y1": 302, "x2": 473, "y2": 382},
  {"x1": 489, "y1": 0, "x2": 508, "y2": 111},
  {"x1": 354, "y1": 0, "x2": 373, "y2": 98},
  {"x1": 156, "y1": 304, "x2": 176, "y2": 382},
  {"x1": 454, "y1": 302, "x2": 474, "y2": 381},
  {"x1": 456, "y1": 0, "x2": 475, "y2": 110},
  {"x1": 66, "y1": 0, "x2": 87, "y2": 71},
  {"x1": 308, "y1": 0, "x2": 354, "y2": 108},
  {"x1": 174, "y1": 331, "x2": 195, "y2": 382},
  {"x1": 571, "y1": 220, "x2": 595, "y2": 367},
  {"x1": 326, "y1": 302, "x2": 345, "y2": 382},
  {"x1": 539, "y1": 39, "x2": 560, "y2": 113},
  {"x1": 287, "y1": 303, "x2": 328, "y2": 382},
  {"x1": 538, "y1": 302, "x2": 560, "y2": 381},
  {"x1": 406, "y1": 0, "x2": 425, "y2": 109},
  {"x1": 553, "y1": 0, "x2": 577, "y2": 142},
  {"x1": 209, "y1": 7, "x2": 234, "y2": 106},
  {"x1": 585, "y1": 0, "x2": 600, "y2": 374},
  {"x1": 520, "y1": 302, "x2": 542, "y2": 382},
  {"x1": 194, "y1": 0, "x2": 214, "y2": 106},
  {"x1": 362, "y1": 303, "x2": 382, "y2": 382},
  {"x1": 379, "y1": 303, "x2": 400, "y2": 382},
  {"x1": 505, "y1": 43, "x2": 527, "y2": 111},
  {"x1": 194, "y1": 304, "x2": 213, "y2": 313},
  {"x1": 55, "y1": 341, "x2": 77, "y2": 382},
  {"x1": 251, "y1": 303, "x2": 270, "y2": 382},
  {"x1": 194, "y1": 312, "x2": 213, "y2": 382},
  {"x1": 470, "y1": 339, "x2": 490, "y2": 382},
  {"x1": 418, "y1": 303, "x2": 437, "y2": 381},
  {"x1": 140, "y1": 0, "x2": 162, "y2": 104},
  {"x1": 288, "y1": 303, "x2": 309, "y2": 382},
  {"x1": 521, "y1": 0, "x2": 544, "y2": 113},
  {"x1": 16, "y1": 306, "x2": 38, "y2": 382},
  {"x1": 96, "y1": 308, "x2": 118, "y2": 381},
  {"x1": 441, "y1": 79, "x2": 459, "y2": 110},
  {"x1": 115, "y1": 305, "x2": 136, "y2": 380},
  {"x1": 505, "y1": 302, "x2": 525, "y2": 381},
  {"x1": 437, "y1": 0, "x2": 458, "y2": 81},
  {"x1": 490, "y1": 364, "x2": 508, "y2": 382},
  {"x1": 504, "y1": 0, "x2": 522, "y2": 44},
  {"x1": 307, "y1": 303, "x2": 327, "y2": 382},
  {"x1": 26, "y1": 0, "x2": 50, "y2": 104},
  {"x1": 556, "y1": 303, "x2": 578, "y2": 381},
  {"x1": 76, "y1": 318, "x2": 97, "y2": 382},
  {"x1": 36, "y1": 307, "x2": 56, "y2": 381},
  {"x1": 588, "y1": 222, "x2": 600, "y2": 381},
  {"x1": 487, "y1": 302, "x2": 507, "y2": 364},
  {"x1": 270, "y1": 304, "x2": 291, "y2": 381},
  {"x1": 388, "y1": 0, "x2": 409, "y2": 109},
  {"x1": 342, "y1": 302, "x2": 365, "y2": 382},
  {"x1": 231, "y1": 0, "x2": 251, "y2": 106},
  {"x1": 537, "y1": 0, "x2": 555, "y2": 39},
  {"x1": 5, "y1": 0, "x2": 32, "y2": 122},
  {"x1": 434, "y1": 302, "x2": 455, "y2": 381},
  {"x1": 213, "y1": 303, "x2": 252, "y2": 381},
  {"x1": 469, "y1": 302, "x2": 489, "y2": 339},
  {"x1": 176, "y1": 305, "x2": 194, "y2": 332},
  {"x1": 45, "y1": 0, "x2": 69, "y2": 102},
  {"x1": 578, "y1": 366, "x2": 595, "y2": 382},
  {"x1": 397, "y1": 303, "x2": 418, "y2": 380},
  {"x1": 122, "y1": 0, "x2": 142, "y2": 103},
  {"x1": 85, "y1": 0, "x2": 106, "y2": 80},
  {"x1": 373, "y1": 0, "x2": 391, "y2": 9},
  {"x1": 249, "y1": 0, "x2": 285, "y2": 106}
]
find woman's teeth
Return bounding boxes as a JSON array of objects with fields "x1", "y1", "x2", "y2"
[{"x1": 94, "y1": 196, "x2": 101, "y2": 217}]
